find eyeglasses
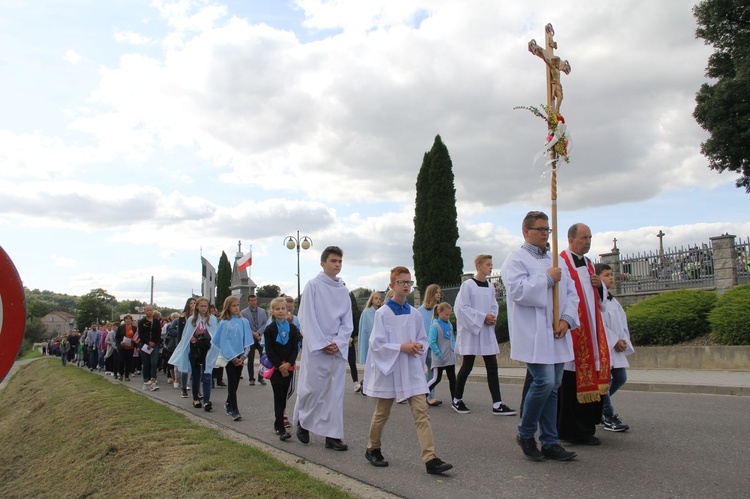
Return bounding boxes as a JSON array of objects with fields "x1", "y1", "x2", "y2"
[
  {"x1": 528, "y1": 227, "x2": 552, "y2": 234},
  {"x1": 395, "y1": 280, "x2": 415, "y2": 287}
]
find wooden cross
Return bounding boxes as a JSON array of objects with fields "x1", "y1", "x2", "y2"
[
  {"x1": 528, "y1": 23, "x2": 571, "y2": 328},
  {"x1": 528, "y1": 24, "x2": 571, "y2": 115}
]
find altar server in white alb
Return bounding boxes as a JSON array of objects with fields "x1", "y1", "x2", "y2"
[
  {"x1": 452, "y1": 254, "x2": 516, "y2": 416},
  {"x1": 363, "y1": 266, "x2": 453, "y2": 475},
  {"x1": 293, "y1": 246, "x2": 353, "y2": 451},
  {"x1": 501, "y1": 210, "x2": 578, "y2": 462},
  {"x1": 595, "y1": 263, "x2": 634, "y2": 433}
]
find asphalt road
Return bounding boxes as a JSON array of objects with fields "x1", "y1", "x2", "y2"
[{"x1": 134, "y1": 371, "x2": 750, "y2": 498}]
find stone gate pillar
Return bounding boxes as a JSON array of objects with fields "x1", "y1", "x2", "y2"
[
  {"x1": 599, "y1": 248, "x2": 621, "y2": 295},
  {"x1": 710, "y1": 234, "x2": 738, "y2": 294}
]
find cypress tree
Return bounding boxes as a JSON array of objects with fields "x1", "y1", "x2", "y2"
[
  {"x1": 413, "y1": 135, "x2": 464, "y2": 296},
  {"x1": 215, "y1": 251, "x2": 232, "y2": 307}
]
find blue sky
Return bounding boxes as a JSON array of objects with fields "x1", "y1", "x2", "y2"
[{"x1": 2, "y1": 0, "x2": 747, "y2": 308}]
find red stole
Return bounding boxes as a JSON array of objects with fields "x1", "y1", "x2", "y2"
[{"x1": 560, "y1": 251, "x2": 611, "y2": 403}]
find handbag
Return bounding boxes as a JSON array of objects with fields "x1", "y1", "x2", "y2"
[{"x1": 259, "y1": 353, "x2": 273, "y2": 369}]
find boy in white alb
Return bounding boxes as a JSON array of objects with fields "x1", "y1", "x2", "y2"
[
  {"x1": 293, "y1": 246, "x2": 353, "y2": 451},
  {"x1": 452, "y1": 255, "x2": 516, "y2": 416},
  {"x1": 595, "y1": 263, "x2": 634, "y2": 432},
  {"x1": 363, "y1": 266, "x2": 453, "y2": 475}
]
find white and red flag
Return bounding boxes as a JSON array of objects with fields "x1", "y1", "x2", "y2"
[{"x1": 237, "y1": 249, "x2": 252, "y2": 271}]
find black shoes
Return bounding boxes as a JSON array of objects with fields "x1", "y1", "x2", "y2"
[
  {"x1": 425, "y1": 457, "x2": 453, "y2": 474},
  {"x1": 365, "y1": 448, "x2": 389, "y2": 467},
  {"x1": 541, "y1": 443, "x2": 577, "y2": 461},
  {"x1": 516, "y1": 435, "x2": 544, "y2": 461},
  {"x1": 203, "y1": 401, "x2": 212, "y2": 412},
  {"x1": 296, "y1": 424, "x2": 310, "y2": 444},
  {"x1": 568, "y1": 435, "x2": 601, "y2": 446},
  {"x1": 276, "y1": 427, "x2": 291, "y2": 441},
  {"x1": 325, "y1": 437, "x2": 348, "y2": 451}
]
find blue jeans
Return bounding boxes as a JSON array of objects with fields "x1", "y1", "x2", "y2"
[
  {"x1": 601, "y1": 368, "x2": 628, "y2": 418},
  {"x1": 61, "y1": 354, "x2": 67, "y2": 366},
  {"x1": 140, "y1": 346, "x2": 160, "y2": 381},
  {"x1": 518, "y1": 363, "x2": 564, "y2": 447}
]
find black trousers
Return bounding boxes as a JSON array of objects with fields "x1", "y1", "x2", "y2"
[
  {"x1": 557, "y1": 369, "x2": 602, "y2": 440},
  {"x1": 348, "y1": 342, "x2": 358, "y2": 383},
  {"x1": 428, "y1": 365, "x2": 456, "y2": 400},
  {"x1": 118, "y1": 348, "x2": 134, "y2": 378},
  {"x1": 225, "y1": 362, "x2": 243, "y2": 413},
  {"x1": 246, "y1": 342, "x2": 263, "y2": 380},
  {"x1": 454, "y1": 354, "x2": 502, "y2": 403},
  {"x1": 270, "y1": 369, "x2": 292, "y2": 432}
]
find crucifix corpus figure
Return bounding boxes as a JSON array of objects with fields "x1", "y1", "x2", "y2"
[{"x1": 528, "y1": 24, "x2": 571, "y2": 115}]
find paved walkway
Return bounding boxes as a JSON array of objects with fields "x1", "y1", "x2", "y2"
[
  {"x1": 491, "y1": 366, "x2": 750, "y2": 396},
  {"x1": 4, "y1": 358, "x2": 750, "y2": 498}
]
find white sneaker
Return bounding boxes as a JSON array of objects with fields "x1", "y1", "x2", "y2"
[
  {"x1": 354, "y1": 382, "x2": 362, "y2": 392},
  {"x1": 173, "y1": 381, "x2": 180, "y2": 389},
  {"x1": 149, "y1": 381, "x2": 159, "y2": 392}
]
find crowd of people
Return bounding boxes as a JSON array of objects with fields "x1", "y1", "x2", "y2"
[{"x1": 44, "y1": 219, "x2": 633, "y2": 471}]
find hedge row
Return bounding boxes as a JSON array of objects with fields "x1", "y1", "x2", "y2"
[
  {"x1": 708, "y1": 284, "x2": 750, "y2": 345},
  {"x1": 624, "y1": 286, "x2": 750, "y2": 346}
]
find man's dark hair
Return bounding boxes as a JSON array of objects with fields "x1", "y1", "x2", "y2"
[
  {"x1": 320, "y1": 245, "x2": 343, "y2": 263},
  {"x1": 248, "y1": 294, "x2": 256, "y2": 300}
]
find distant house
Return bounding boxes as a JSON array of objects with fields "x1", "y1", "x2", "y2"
[{"x1": 41, "y1": 311, "x2": 75, "y2": 337}]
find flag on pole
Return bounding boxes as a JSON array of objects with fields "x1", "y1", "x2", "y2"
[{"x1": 237, "y1": 249, "x2": 252, "y2": 271}]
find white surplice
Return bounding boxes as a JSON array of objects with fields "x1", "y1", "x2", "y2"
[
  {"x1": 501, "y1": 248, "x2": 578, "y2": 364},
  {"x1": 454, "y1": 278, "x2": 500, "y2": 355},
  {"x1": 363, "y1": 305, "x2": 429, "y2": 399},
  {"x1": 602, "y1": 294, "x2": 635, "y2": 368},
  {"x1": 292, "y1": 271, "x2": 353, "y2": 439}
]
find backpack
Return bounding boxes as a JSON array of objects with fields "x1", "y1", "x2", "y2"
[{"x1": 165, "y1": 321, "x2": 179, "y2": 352}]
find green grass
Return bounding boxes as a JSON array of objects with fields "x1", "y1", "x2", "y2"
[
  {"x1": 17, "y1": 348, "x2": 41, "y2": 361},
  {"x1": 0, "y1": 359, "x2": 353, "y2": 499}
]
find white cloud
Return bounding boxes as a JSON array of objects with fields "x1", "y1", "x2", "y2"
[
  {"x1": 52, "y1": 255, "x2": 77, "y2": 268},
  {"x1": 113, "y1": 30, "x2": 153, "y2": 45},
  {"x1": 62, "y1": 49, "x2": 85, "y2": 65}
]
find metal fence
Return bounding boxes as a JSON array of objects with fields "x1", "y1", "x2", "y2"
[
  {"x1": 619, "y1": 244, "x2": 714, "y2": 293},
  {"x1": 736, "y1": 236, "x2": 750, "y2": 285}
]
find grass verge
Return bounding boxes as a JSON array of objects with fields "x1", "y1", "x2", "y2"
[
  {"x1": 0, "y1": 359, "x2": 353, "y2": 499},
  {"x1": 18, "y1": 349, "x2": 42, "y2": 361}
]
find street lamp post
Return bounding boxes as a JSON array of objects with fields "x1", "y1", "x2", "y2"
[{"x1": 283, "y1": 231, "x2": 313, "y2": 299}]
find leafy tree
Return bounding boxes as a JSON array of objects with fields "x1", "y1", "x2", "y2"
[
  {"x1": 115, "y1": 299, "x2": 147, "y2": 316},
  {"x1": 24, "y1": 317, "x2": 47, "y2": 342},
  {"x1": 693, "y1": 0, "x2": 750, "y2": 191},
  {"x1": 256, "y1": 284, "x2": 282, "y2": 298},
  {"x1": 24, "y1": 288, "x2": 78, "y2": 316},
  {"x1": 215, "y1": 251, "x2": 231, "y2": 307},
  {"x1": 75, "y1": 288, "x2": 116, "y2": 329},
  {"x1": 413, "y1": 135, "x2": 464, "y2": 296},
  {"x1": 26, "y1": 299, "x2": 51, "y2": 320}
]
